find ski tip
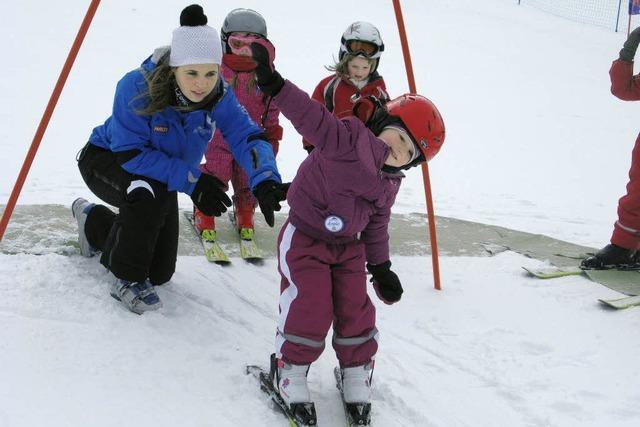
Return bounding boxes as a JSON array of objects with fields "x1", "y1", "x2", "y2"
[{"x1": 245, "y1": 364, "x2": 267, "y2": 376}]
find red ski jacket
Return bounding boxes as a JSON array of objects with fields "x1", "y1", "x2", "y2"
[
  {"x1": 302, "y1": 72, "x2": 388, "y2": 149},
  {"x1": 610, "y1": 59, "x2": 640, "y2": 101}
]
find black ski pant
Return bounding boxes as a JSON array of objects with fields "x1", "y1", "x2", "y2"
[{"x1": 77, "y1": 142, "x2": 178, "y2": 285}]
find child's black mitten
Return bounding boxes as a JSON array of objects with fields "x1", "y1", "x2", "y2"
[
  {"x1": 250, "y1": 43, "x2": 284, "y2": 97},
  {"x1": 366, "y1": 260, "x2": 403, "y2": 304}
]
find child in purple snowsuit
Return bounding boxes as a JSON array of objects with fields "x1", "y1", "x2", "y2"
[{"x1": 248, "y1": 43, "x2": 445, "y2": 424}]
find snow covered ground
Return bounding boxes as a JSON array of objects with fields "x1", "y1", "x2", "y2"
[{"x1": 1, "y1": 1, "x2": 640, "y2": 426}]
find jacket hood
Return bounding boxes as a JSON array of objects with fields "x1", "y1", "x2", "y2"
[{"x1": 141, "y1": 46, "x2": 171, "y2": 72}]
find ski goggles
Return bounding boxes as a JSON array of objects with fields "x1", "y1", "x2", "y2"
[
  {"x1": 345, "y1": 40, "x2": 380, "y2": 58},
  {"x1": 227, "y1": 33, "x2": 263, "y2": 55}
]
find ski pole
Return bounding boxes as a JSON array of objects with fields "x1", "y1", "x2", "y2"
[
  {"x1": 392, "y1": 0, "x2": 442, "y2": 291},
  {"x1": 0, "y1": 0, "x2": 101, "y2": 242}
]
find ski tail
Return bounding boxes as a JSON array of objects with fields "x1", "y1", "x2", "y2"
[{"x1": 521, "y1": 266, "x2": 583, "y2": 279}]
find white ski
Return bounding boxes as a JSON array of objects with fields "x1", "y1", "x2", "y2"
[
  {"x1": 599, "y1": 295, "x2": 640, "y2": 309},
  {"x1": 522, "y1": 266, "x2": 584, "y2": 279}
]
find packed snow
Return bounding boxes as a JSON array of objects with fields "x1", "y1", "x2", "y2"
[{"x1": 1, "y1": 1, "x2": 639, "y2": 426}]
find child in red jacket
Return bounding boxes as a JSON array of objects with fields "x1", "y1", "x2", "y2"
[
  {"x1": 583, "y1": 27, "x2": 640, "y2": 269},
  {"x1": 302, "y1": 21, "x2": 389, "y2": 152}
]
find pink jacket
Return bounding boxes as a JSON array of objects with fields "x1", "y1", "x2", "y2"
[{"x1": 205, "y1": 62, "x2": 282, "y2": 159}]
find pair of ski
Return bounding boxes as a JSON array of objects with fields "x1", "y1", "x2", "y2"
[
  {"x1": 185, "y1": 212, "x2": 262, "y2": 264},
  {"x1": 246, "y1": 362, "x2": 371, "y2": 426},
  {"x1": 522, "y1": 265, "x2": 640, "y2": 309}
]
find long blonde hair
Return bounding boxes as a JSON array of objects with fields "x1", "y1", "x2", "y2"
[
  {"x1": 326, "y1": 53, "x2": 375, "y2": 76},
  {"x1": 227, "y1": 72, "x2": 258, "y2": 93}
]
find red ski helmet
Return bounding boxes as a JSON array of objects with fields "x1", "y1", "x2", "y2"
[{"x1": 386, "y1": 94, "x2": 445, "y2": 163}]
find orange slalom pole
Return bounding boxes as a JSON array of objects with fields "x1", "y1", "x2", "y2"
[
  {"x1": 392, "y1": 0, "x2": 441, "y2": 290},
  {"x1": 0, "y1": 0, "x2": 101, "y2": 242}
]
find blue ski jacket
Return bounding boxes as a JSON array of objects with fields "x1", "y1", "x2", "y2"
[{"x1": 88, "y1": 49, "x2": 280, "y2": 195}]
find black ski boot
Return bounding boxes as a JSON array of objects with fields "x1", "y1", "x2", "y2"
[{"x1": 581, "y1": 243, "x2": 640, "y2": 270}]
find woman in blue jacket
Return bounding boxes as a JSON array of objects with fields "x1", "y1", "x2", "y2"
[{"x1": 73, "y1": 5, "x2": 287, "y2": 314}]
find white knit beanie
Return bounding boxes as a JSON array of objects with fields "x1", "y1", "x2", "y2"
[{"x1": 169, "y1": 5, "x2": 222, "y2": 67}]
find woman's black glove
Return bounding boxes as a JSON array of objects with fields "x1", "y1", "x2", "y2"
[
  {"x1": 190, "y1": 173, "x2": 232, "y2": 216},
  {"x1": 250, "y1": 43, "x2": 285, "y2": 97},
  {"x1": 253, "y1": 180, "x2": 290, "y2": 227},
  {"x1": 366, "y1": 260, "x2": 403, "y2": 304},
  {"x1": 620, "y1": 26, "x2": 640, "y2": 62}
]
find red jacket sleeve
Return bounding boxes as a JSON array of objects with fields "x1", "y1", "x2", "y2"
[{"x1": 610, "y1": 59, "x2": 640, "y2": 101}]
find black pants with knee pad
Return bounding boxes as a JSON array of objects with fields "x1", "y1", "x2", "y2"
[{"x1": 77, "y1": 142, "x2": 178, "y2": 285}]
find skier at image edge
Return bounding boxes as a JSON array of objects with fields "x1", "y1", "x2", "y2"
[
  {"x1": 72, "y1": 5, "x2": 287, "y2": 315},
  {"x1": 246, "y1": 40, "x2": 445, "y2": 425},
  {"x1": 582, "y1": 26, "x2": 640, "y2": 270},
  {"x1": 302, "y1": 21, "x2": 389, "y2": 153},
  {"x1": 193, "y1": 8, "x2": 283, "y2": 248}
]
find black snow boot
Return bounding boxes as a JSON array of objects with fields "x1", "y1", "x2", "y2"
[{"x1": 580, "y1": 244, "x2": 640, "y2": 270}]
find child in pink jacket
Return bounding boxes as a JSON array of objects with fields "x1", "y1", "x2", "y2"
[{"x1": 194, "y1": 8, "x2": 282, "y2": 241}]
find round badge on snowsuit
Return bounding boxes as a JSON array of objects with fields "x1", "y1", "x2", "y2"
[{"x1": 324, "y1": 215, "x2": 344, "y2": 232}]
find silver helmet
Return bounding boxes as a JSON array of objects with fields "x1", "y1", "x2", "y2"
[
  {"x1": 221, "y1": 8, "x2": 267, "y2": 44},
  {"x1": 339, "y1": 21, "x2": 384, "y2": 60}
]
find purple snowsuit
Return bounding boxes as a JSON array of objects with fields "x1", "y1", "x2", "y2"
[{"x1": 273, "y1": 80, "x2": 402, "y2": 368}]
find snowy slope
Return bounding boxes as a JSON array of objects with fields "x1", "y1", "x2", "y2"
[
  {"x1": 1, "y1": 253, "x2": 638, "y2": 427},
  {"x1": 1, "y1": 1, "x2": 640, "y2": 426}
]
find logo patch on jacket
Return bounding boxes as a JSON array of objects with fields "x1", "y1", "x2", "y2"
[
  {"x1": 153, "y1": 125, "x2": 169, "y2": 134},
  {"x1": 324, "y1": 215, "x2": 344, "y2": 232}
]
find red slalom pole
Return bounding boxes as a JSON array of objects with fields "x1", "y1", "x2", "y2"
[
  {"x1": 0, "y1": 0, "x2": 101, "y2": 242},
  {"x1": 392, "y1": 0, "x2": 442, "y2": 291}
]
